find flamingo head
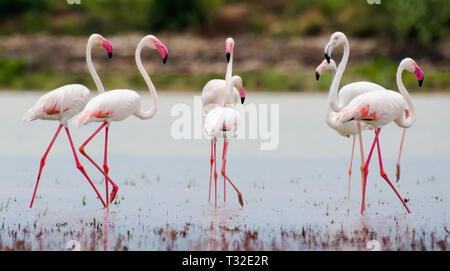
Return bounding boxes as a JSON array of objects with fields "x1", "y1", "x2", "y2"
[
  {"x1": 91, "y1": 34, "x2": 113, "y2": 58},
  {"x1": 324, "y1": 31, "x2": 347, "y2": 63},
  {"x1": 225, "y1": 37, "x2": 235, "y2": 63},
  {"x1": 232, "y1": 75, "x2": 246, "y2": 104},
  {"x1": 315, "y1": 59, "x2": 337, "y2": 81},
  {"x1": 146, "y1": 35, "x2": 168, "y2": 64},
  {"x1": 403, "y1": 58, "x2": 424, "y2": 87}
]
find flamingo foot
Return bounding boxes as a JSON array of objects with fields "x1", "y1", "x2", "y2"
[
  {"x1": 396, "y1": 163, "x2": 401, "y2": 182},
  {"x1": 238, "y1": 192, "x2": 244, "y2": 207},
  {"x1": 110, "y1": 185, "x2": 119, "y2": 203}
]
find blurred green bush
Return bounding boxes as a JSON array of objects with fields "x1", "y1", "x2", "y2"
[{"x1": 0, "y1": 0, "x2": 448, "y2": 45}]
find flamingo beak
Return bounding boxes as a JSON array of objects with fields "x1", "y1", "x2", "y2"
[
  {"x1": 226, "y1": 42, "x2": 233, "y2": 63},
  {"x1": 101, "y1": 38, "x2": 113, "y2": 59},
  {"x1": 315, "y1": 71, "x2": 320, "y2": 81},
  {"x1": 240, "y1": 86, "x2": 246, "y2": 104},
  {"x1": 154, "y1": 39, "x2": 169, "y2": 64},
  {"x1": 414, "y1": 64, "x2": 424, "y2": 87},
  {"x1": 324, "y1": 40, "x2": 334, "y2": 63}
]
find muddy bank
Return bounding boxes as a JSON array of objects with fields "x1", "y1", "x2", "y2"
[{"x1": 0, "y1": 33, "x2": 448, "y2": 75}]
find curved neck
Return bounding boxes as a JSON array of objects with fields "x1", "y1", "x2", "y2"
[
  {"x1": 395, "y1": 63, "x2": 416, "y2": 128},
  {"x1": 86, "y1": 38, "x2": 104, "y2": 93},
  {"x1": 328, "y1": 38, "x2": 349, "y2": 112},
  {"x1": 225, "y1": 49, "x2": 234, "y2": 99},
  {"x1": 134, "y1": 39, "x2": 158, "y2": 120}
]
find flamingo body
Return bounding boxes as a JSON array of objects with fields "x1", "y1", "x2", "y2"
[
  {"x1": 316, "y1": 58, "x2": 386, "y2": 137},
  {"x1": 204, "y1": 107, "x2": 240, "y2": 139},
  {"x1": 337, "y1": 90, "x2": 407, "y2": 129},
  {"x1": 75, "y1": 89, "x2": 143, "y2": 126},
  {"x1": 326, "y1": 81, "x2": 384, "y2": 137},
  {"x1": 23, "y1": 84, "x2": 90, "y2": 124},
  {"x1": 202, "y1": 76, "x2": 244, "y2": 114}
]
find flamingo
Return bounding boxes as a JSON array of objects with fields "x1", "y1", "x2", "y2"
[
  {"x1": 336, "y1": 58, "x2": 424, "y2": 214},
  {"x1": 24, "y1": 33, "x2": 113, "y2": 208},
  {"x1": 316, "y1": 58, "x2": 383, "y2": 198},
  {"x1": 320, "y1": 31, "x2": 407, "y2": 196},
  {"x1": 316, "y1": 59, "x2": 409, "y2": 197},
  {"x1": 75, "y1": 35, "x2": 168, "y2": 207},
  {"x1": 202, "y1": 37, "x2": 246, "y2": 208}
]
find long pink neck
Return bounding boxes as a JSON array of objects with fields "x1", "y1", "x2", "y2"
[
  {"x1": 134, "y1": 37, "x2": 158, "y2": 120},
  {"x1": 225, "y1": 48, "x2": 234, "y2": 102},
  {"x1": 395, "y1": 61, "x2": 416, "y2": 128},
  {"x1": 328, "y1": 38, "x2": 349, "y2": 112},
  {"x1": 86, "y1": 36, "x2": 105, "y2": 93}
]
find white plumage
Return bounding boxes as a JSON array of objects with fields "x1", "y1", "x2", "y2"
[
  {"x1": 75, "y1": 35, "x2": 167, "y2": 127},
  {"x1": 202, "y1": 37, "x2": 245, "y2": 208},
  {"x1": 202, "y1": 76, "x2": 244, "y2": 115},
  {"x1": 203, "y1": 106, "x2": 240, "y2": 139},
  {"x1": 24, "y1": 33, "x2": 113, "y2": 209},
  {"x1": 23, "y1": 84, "x2": 90, "y2": 125},
  {"x1": 75, "y1": 89, "x2": 142, "y2": 126}
]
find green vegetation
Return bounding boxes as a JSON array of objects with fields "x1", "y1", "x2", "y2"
[
  {"x1": 1, "y1": 56, "x2": 447, "y2": 92},
  {"x1": 0, "y1": 0, "x2": 448, "y2": 45},
  {"x1": 0, "y1": 1, "x2": 448, "y2": 91}
]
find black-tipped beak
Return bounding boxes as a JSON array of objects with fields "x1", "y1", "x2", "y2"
[
  {"x1": 241, "y1": 97, "x2": 245, "y2": 104},
  {"x1": 163, "y1": 55, "x2": 168, "y2": 64},
  {"x1": 226, "y1": 53, "x2": 230, "y2": 63},
  {"x1": 315, "y1": 71, "x2": 320, "y2": 81},
  {"x1": 325, "y1": 53, "x2": 330, "y2": 63},
  {"x1": 108, "y1": 52, "x2": 112, "y2": 59},
  {"x1": 418, "y1": 78, "x2": 423, "y2": 87}
]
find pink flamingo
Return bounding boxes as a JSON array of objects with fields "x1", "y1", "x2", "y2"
[
  {"x1": 320, "y1": 32, "x2": 408, "y2": 197},
  {"x1": 316, "y1": 58, "x2": 408, "y2": 199},
  {"x1": 316, "y1": 58, "x2": 383, "y2": 198},
  {"x1": 337, "y1": 58, "x2": 423, "y2": 214},
  {"x1": 75, "y1": 35, "x2": 168, "y2": 207},
  {"x1": 202, "y1": 37, "x2": 246, "y2": 208},
  {"x1": 24, "y1": 34, "x2": 113, "y2": 208}
]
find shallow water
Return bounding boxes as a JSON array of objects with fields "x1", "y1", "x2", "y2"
[{"x1": 0, "y1": 91, "x2": 449, "y2": 250}]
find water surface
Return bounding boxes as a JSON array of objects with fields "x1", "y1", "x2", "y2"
[{"x1": 0, "y1": 92, "x2": 449, "y2": 250}]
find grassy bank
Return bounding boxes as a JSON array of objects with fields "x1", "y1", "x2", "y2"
[{"x1": 0, "y1": 57, "x2": 448, "y2": 92}]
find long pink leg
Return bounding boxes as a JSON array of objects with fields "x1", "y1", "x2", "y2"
[
  {"x1": 104, "y1": 126, "x2": 109, "y2": 206},
  {"x1": 361, "y1": 127, "x2": 379, "y2": 214},
  {"x1": 357, "y1": 123, "x2": 366, "y2": 212},
  {"x1": 79, "y1": 121, "x2": 117, "y2": 207},
  {"x1": 222, "y1": 140, "x2": 226, "y2": 203},
  {"x1": 375, "y1": 131, "x2": 411, "y2": 213},
  {"x1": 347, "y1": 135, "x2": 356, "y2": 199},
  {"x1": 103, "y1": 126, "x2": 119, "y2": 205},
  {"x1": 65, "y1": 127, "x2": 106, "y2": 208},
  {"x1": 209, "y1": 139, "x2": 214, "y2": 202},
  {"x1": 213, "y1": 140, "x2": 218, "y2": 208},
  {"x1": 221, "y1": 139, "x2": 243, "y2": 207},
  {"x1": 29, "y1": 124, "x2": 63, "y2": 208},
  {"x1": 396, "y1": 128, "x2": 406, "y2": 181}
]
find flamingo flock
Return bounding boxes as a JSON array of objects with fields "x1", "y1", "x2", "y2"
[{"x1": 23, "y1": 31, "x2": 423, "y2": 214}]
